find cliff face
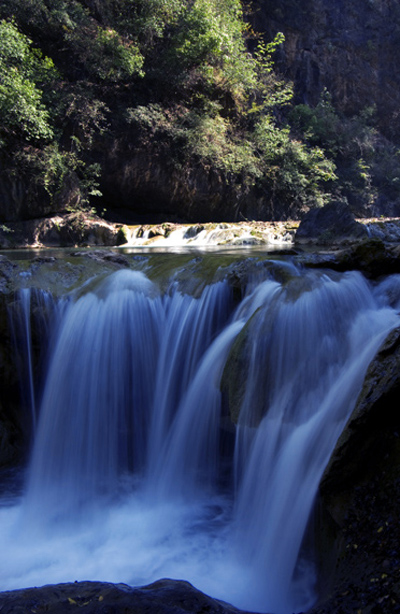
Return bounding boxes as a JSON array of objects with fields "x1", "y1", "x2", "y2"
[
  {"x1": 253, "y1": 0, "x2": 400, "y2": 139},
  {"x1": 99, "y1": 137, "x2": 304, "y2": 224}
]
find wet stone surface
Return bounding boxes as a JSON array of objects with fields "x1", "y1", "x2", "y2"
[
  {"x1": 310, "y1": 434, "x2": 400, "y2": 614},
  {"x1": 0, "y1": 579, "x2": 255, "y2": 614}
]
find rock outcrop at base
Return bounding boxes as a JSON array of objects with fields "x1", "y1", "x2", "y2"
[
  {"x1": 0, "y1": 213, "x2": 128, "y2": 249},
  {"x1": 0, "y1": 579, "x2": 254, "y2": 614},
  {"x1": 309, "y1": 326, "x2": 400, "y2": 613}
]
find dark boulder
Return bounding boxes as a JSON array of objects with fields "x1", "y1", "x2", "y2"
[
  {"x1": 320, "y1": 325, "x2": 400, "y2": 519},
  {"x1": 310, "y1": 326, "x2": 400, "y2": 613},
  {"x1": 295, "y1": 201, "x2": 368, "y2": 245}
]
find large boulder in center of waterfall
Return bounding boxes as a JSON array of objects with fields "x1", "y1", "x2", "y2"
[{"x1": 295, "y1": 201, "x2": 368, "y2": 245}]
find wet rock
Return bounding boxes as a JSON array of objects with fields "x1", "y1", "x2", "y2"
[
  {"x1": 0, "y1": 411, "x2": 20, "y2": 468},
  {"x1": 0, "y1": 292, "x2": 22, "y2": 467},
  {"x1": 71, "y1": 250, "x2": 130, "y2": 268},
  {"x1": 0, "y1": 256, "x2": 16, "y2": 293},
  {"x1": 311, "y1": 326, "x2": 400, "y2": 613},
  {"x1": 221, "y1": 300, "x2": 280, "y2": 427},
  {"x1": 220, "y1": 322, "x2": 251, "y2": 425},
  {"x1": 184, "y1": 224, "x2": 204, "y2": 239},
  {"x1": 298, "y1": 238, "x2": 400, "y2": 279},
  {"x1": 366, "y1": 218, "x2": 400, "y2": 242},
  {"x1": 333, "y1": 238, "x2": 400, "y2": 278},
  {"x1": 0, "y1": 579, "x2": 254, "y2": 614},
  {"x1": 115, "y1": 225, "x2": 130, "y2": 245},
  {"x1": 320, "y1": 326, "x2": 400, "y2": 514},
  {"x1": 147, "y1": 226, "x2": 164, "y2": 238},
  {"x1": 147, "y1": 224, "x2": 175, "y2": 239},
  {"x1": 47, "y1": 213, "x2": 119, "y2": 247}
]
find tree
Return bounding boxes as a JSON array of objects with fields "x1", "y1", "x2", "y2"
[{"x1": 0, "y1": 19, "x2": 56, "y2": 145}]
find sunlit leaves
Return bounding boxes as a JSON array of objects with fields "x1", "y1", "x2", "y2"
[
  {"x1": 0, "y1": 19, "x2": 55, "y2": 142},
  {"x1": 89, "y1": 27, "x2": 144, "y2": 81}
]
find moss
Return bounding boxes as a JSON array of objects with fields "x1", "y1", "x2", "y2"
[
  {"x1": 220, "y1": 319, "x2": 251, "y2": 424},
  {"x1": 220, "y1": 306, "x2": 271, "y2": 426}
]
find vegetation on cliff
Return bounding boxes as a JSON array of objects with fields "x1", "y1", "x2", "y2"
[{"x1": 0, "y1": 0, "x2": 399, "y2": 222}]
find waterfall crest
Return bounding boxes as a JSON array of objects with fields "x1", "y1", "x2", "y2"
[{"x1": 2, "y1": 261, "x2": 400, "y2": 614}]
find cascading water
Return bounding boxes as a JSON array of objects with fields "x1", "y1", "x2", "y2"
[
  {"x1": 1, "y1": 258, "x2": 399, "y2": 614},
  {"x1": 232, "y1": 270, "x2": 398, "y2": 613},
  {"x1": 8, "y1": 287, "x2": 61, "y2": 436}
]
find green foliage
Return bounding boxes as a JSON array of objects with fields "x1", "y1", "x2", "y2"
[
  {"x1": 0, "y1": 0, "x2": 144, "y2": 83},
  {"x1": 172, "y1": 1, "x2": 223, "y2": 69},
  {"x1": 290, "y1": 90, "x2": 400, "y2": 209},
  {"x1": 179, "y1": 110, "x2": 260, "y2": 179},
  {"x1": 253, "y1": 116, "x2": 337, "y2": 207},
  {"x1": 124, "y1": 2, "x2": 311, "y2": 202},
  {"x1": 94, "y1": 28, "x2": 143, "y2": 81},
  {"x1": 124, "y1": 0, "x2": 186, "y2": 45},
  {"x1": 163, "y1": 0, "x2": 288, "y2": 110},
  {"x1": 247, "y1": 33, "x2": 293, "y2": 114},
  {"x1": 126, "y1": 103, "x2": 178, "y2": 140},
  {"x1": 372, "y1": 146, "x2": 400, "y2": 200},
  {"x1": 66, "y1": 25, "x2": 144, "y2": 82},
  {"x1": 64, "y1": 92, "x2": 110, "y2": 149},
  {"x1": 290, "y1": 91, "x2": 342, "y2": 156},
  {"x1": 2, "y1": 0, "x2": 392, "y2": 219},
  {"x1": 0, "y1": 17, "x2": 108, "y2": 209},
  {"x1": 128, "y1": 97, "x2": 335, "y2": 212},
  {"x1": 16, "y1": 143, "x2": 102, "y2": 207},
  {"x1": 0, "y1": 19, "x2": 55, "y2": 143}
]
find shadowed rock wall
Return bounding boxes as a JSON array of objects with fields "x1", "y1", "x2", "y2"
[{"x1": 252, "y1": 0, "x2": 400, "y2": 139}]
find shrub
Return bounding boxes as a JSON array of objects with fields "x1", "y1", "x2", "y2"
[
  {"x1": 0, "y1": 19, "x2": 56, "y2": 144},
  {"x1": 253, "y1": 116, "x2": 337, "y2": 208}
]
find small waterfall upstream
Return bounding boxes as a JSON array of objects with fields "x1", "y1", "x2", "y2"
[{"x1": 1, "y1": 258, "x2": 400, "y2": 614}]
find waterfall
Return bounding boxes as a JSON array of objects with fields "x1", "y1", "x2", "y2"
[
  {"x1": 1, "y1": 260, "x2": 399, "y2": 614},
  {"x1": 232, "y1": 270, "x2": 398, "y2": 613},
  {"x1": 8, "y1": 288, "x2": 64, "y2": 437}
]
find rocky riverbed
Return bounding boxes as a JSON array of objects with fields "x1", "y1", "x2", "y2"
[{"x1": 1, "y1": 210, "x2": 400, "y2": 250}]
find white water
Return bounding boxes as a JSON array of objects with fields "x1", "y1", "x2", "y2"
[
  {"x1": 125, "y1": 223, "x2": 295, "y2": 247},
  {"x1": 1, "y1": 263, "x2": 399, "y2": 613}
]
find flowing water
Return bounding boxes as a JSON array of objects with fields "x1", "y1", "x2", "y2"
[{"x1": 1, "y1": 256, "x2": 400, "y2": 613}]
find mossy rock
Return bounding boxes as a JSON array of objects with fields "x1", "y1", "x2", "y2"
[
  {"x1": 221, "y1": 307, "x2": 272, "y2": 426},
  {"x1": 338, "y1": 238, "x2": 397, "y2": 277},
  {"x1": 220, "y1": 320, "x2": 251, "y2": 425}
]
